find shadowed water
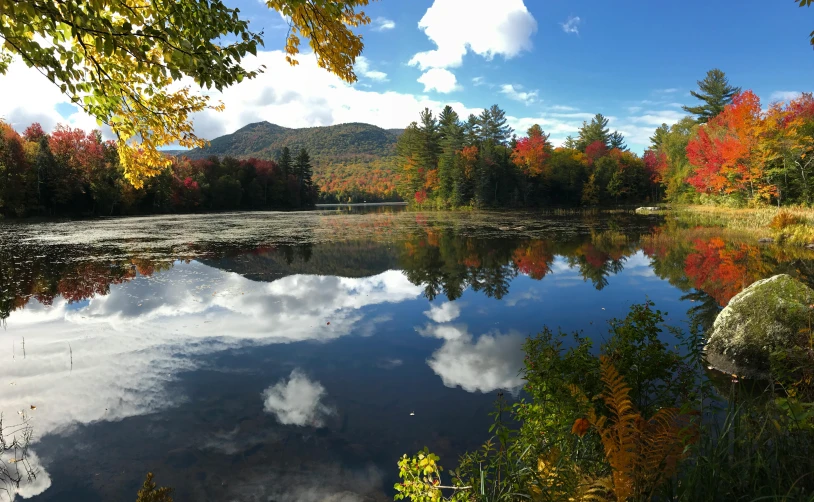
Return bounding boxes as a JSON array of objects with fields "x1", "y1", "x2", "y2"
[{"x1": 1, "y1": 206, "x2": 813, "y2": 501}]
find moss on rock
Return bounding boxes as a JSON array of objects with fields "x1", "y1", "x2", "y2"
[{"x1": 705, "y1": 274, "x2": 814, "y2": 379}]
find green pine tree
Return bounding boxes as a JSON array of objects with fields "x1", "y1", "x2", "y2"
[
  {"x1": 438, "y1": 105, "x2": 463, "y2": 202},
  {"x1": 577, "y1": 113, "x2": 610, "y2": 150},
  {"x1": 609, "y1": 131, "x2": 628, "y2": 151},
  {"x1": 682, "y1": 68, "x2": 741, "y2": 123},
  {"x1": 463, "y1": 113, "x2": 480, "y2": 146},
  {"x1": 649, "y1": 123, "x2": 670, "y2": 150},
  {"x1": 418, "y1": 107, "x2": 440, "y2": 174},
  {"x1": 278, "y1": 146, "x2": 293, "y2": 179},
  {"x1": 294, "y1": 148, "x2": 314, "y2": 206}
]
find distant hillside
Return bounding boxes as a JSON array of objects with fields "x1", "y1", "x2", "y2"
[{"x1": 180, "y1": 121, "x2": 402, "y2": 202}]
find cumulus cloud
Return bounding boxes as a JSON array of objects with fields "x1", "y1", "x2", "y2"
[
  {"x1": 371, "y1": 17, "x2": 396, "y2": 31},
  {"x1": 0, "y1": 58, "x2": 102, "y2": 136},
  {"x1": 500, "y1": 84, "x2": 539, "y2": 105},
  {"x1": 417, "y1": 68, "x2": 461, "y2": 93},
  {"x1": 409, "y1": 0, "x2": 537, "y2": 70},
  {"x1": 354, "y1": 56, "x2": 389, "y2": 82},
  {"x1": 180, "y1": 51, "x2": 484, "y2": 138},
  {"x1": 770, "y1": 91, "x2": 803, "y2": 102},
  {"x1": 472, "y1": 76, "x2": 486, "y2": 86},
  {"x1": 262, "y1": 369, "x2": 333, "y2": 427},
  {"x1": 424, "y1": 302, "x2": 462, "y2": 323},
  {"x1": 427, "y1": 328, "x2": 525, "y2": 393},
  {"x1": 417, "y1": 323, "x2": 468, "y2": 341},
  {"x1": 561, "y1": 16, "x2": 581, "y2": 35}
]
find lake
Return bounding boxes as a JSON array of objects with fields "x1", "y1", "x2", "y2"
[{"x1": 1, "y1": 207, "x2": 813, "y2": 501}]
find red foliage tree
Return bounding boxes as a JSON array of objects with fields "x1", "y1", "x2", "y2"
[
  {"x1": 643, "y1": 149, "x2": 669, "y2": 184},
  {"x1": 584, "y1": 141, "x2": 609, "y2": 166},
  {"x1": 511, "y1": 134, "x2": 550, "y2": 177},
  {"x1": 23, "y1": 123, "x2": 46, "y2": 142}
]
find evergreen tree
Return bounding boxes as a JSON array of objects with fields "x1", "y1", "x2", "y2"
[
  {"x1": 294, "y1": 148, "x2": 314, "y2": 206},
  {"x1": 482, "y1": 105, "x2": 512, "y2": 145},
  {"x1": 463, "y1": 114, "x2": 481, "y2": 146},
  {"x1": 577, "y1": 113, "x2": 610, "y2": 150},
  {"x1": 395, "y1": 122, "x2": 424, "y2": 200},
  {"x1": 563, "y1": 135, "x2": 578, "y2": 150},
  {"x1": 418, "y1": 108, "x2": 440, "y2": 172},
  {"x1": 609, "y1": 131, "x2": 628, "y2": 151},
  {"x1": 438, "y1": 106, "x2": 463, "y2": 201},
  {"x1": 682, "y1": 68, "x2": 741, "y2": 123},
  {"x1": 278, "y1": 146, "x2": 293, "y2": 178},
  {"x1": 649, "y1": 123, "x2": 670, "y2": 150},
  {"x1": 35, "y1": 136, "x2": 58, "y2": 213}
]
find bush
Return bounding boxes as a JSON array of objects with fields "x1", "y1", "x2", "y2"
[{"x1": 770, "y1": 211, "x2": 806, "y2": 230}]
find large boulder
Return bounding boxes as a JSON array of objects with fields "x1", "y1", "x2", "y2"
[{"x1": 705, "y1": 274, "x2": 814, "y2": 379}]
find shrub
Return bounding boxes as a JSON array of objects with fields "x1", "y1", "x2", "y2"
[{"x1": 770, "y1": 211, "x2": 806, "y2": 230}]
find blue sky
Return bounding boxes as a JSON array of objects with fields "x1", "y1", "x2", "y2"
[{"x1": 1, "y1": 0, "x2": 812, "y2": 153}]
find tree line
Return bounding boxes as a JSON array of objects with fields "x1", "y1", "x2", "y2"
[
  {"x1": 0, "y1": 122, "x2": 317, "y2": 217},
  {"x1": 395, "y1": 105, "x2": 659, "y2": 208},
  {"x1": 646, "y1": 68, "x2": 814, "y2": 206}
]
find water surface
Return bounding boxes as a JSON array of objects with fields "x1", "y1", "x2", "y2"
[{"x1": 1, "y1": 207, "x2": 812, "y2": 501}]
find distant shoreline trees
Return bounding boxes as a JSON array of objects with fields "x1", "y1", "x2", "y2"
[
  {"x1": 395, "y1": 105, "x2": 655, "y2": 208},
  {"x1": 0, "y1": 121, "x2": 316, "y2": 218}
]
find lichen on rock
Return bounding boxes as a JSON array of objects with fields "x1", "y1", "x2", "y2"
[{"x1": 705, "y1": 274, "x2": 814, "y2": 379}]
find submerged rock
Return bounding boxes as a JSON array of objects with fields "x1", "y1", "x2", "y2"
[
  {"x1": 705, "y1": 274, "x2": 814, "y2": 379},
  {"x1": 758, "y1": 237, "x2": 775, "y2": 244}
]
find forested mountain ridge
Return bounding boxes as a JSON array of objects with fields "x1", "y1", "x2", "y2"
[
  {"x1": 179, "y1": 121, "x2": 402, "y2": 202},
  {"x1": 183, "y1": 121, "x2": 401, "y2": 161}
]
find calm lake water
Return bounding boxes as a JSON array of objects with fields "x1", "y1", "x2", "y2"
[{"x1": 1, "y1": 206, "x2": 813, "y2": 501}]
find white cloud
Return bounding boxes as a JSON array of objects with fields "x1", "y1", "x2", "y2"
[
  {"x1": 354, "y1": 56, "x2": 389, "y2": 82},
  {"x1": 549, "y1": 105, "x2": 578, "y2": 111},
  {"x1": 770, "y1": 91, "x2": 802, "y2": 102},
  {"x1": 0, "y1": 58, "x2": 103, "y2": 136},
  {"x1": 427, "y1": 328, "x2": 525, "y2": 393},
  {"x1": 262, "y1": 369, "x2": 333, "y2": 427},
  {"x1": 500, "y1": 84, "x2": 539, "y2": 105},
  {"x1": 627, "y1": 106, "x2": 643, "y2": 113},
  {"x1": 548, "y1": 112, "x2": 596, "y2": 120},
  {"x1": 561, "y1": 16, "x2": 581, "y2": 35},
  {"x1": 181, "y1": 51, "x2": 483, "y2": 138},
  {"x1": 472, "y1": 76, "x2": 486, "y2": 86},
  {"x1": 409, "y1": 0, "x2": 537, "y2": 70},
  {"x1": 626, "y1": 109, "x2": 686, "y2": 127},
  {"x1": 656, "y1": 88, "x2": 679, "y2": 94},
  {"x1": 371, "y1": 17, "x2": 395, "y2": 31},
  {"x1": 424, "y1": 302, "x2": 462, "y2": 323},
  {"x1": 417, "y1": 323, "x2": 468, "y2": 341},
  {"x1": 417, "y1": 68, "x2": 461, "y2": 93}
]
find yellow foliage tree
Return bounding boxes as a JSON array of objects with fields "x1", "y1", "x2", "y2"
[{"x1": 0, "y1": 0, "x2": 374, "y2": 187}]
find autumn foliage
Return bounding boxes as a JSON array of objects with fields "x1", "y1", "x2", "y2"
[{"x1": 653, "y1": 90, "x2": 814, "y2": 205}]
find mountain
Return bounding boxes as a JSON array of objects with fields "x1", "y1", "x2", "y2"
[{"x1": 179, "y1": 121, "x2": 402, "y2": 202}]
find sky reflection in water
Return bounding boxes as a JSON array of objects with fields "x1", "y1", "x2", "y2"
[{"x1": 1, "y1": 208, "x2": 813, "y2": 501}]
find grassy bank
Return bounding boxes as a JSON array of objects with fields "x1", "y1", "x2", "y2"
[{"x1": 669, "y1": 205, "x2": 814, "y2": 246}]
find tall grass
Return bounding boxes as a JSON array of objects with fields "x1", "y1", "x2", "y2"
[{"x1": 670, "y1": 205, "x2": 814, "y2": 246}]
